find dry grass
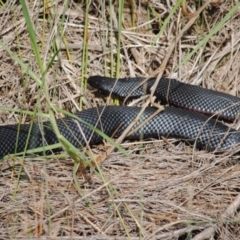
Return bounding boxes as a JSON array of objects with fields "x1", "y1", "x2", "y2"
[{"x1": 1, "y1": 0, "x2": 240, "y2": 239}]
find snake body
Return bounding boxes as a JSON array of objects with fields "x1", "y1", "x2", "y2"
[
  {"x1": 1, "y1": 76, "x2": 240, "y2": 159},
  {"x1": 88, "y1": 76, "x2": 240, "y2": 121}
]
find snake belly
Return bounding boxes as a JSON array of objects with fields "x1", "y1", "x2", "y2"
[{"x1": 1, "y1": 76, "x2": 240, "y2": 158}]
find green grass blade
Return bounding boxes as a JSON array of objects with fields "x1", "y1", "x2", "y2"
[
  {"x1": 20, "y1": 0, "x2": 44, "y2": 74},
  {"x1": 175, "y1": 1, "x2": 240, "y2": 71}
]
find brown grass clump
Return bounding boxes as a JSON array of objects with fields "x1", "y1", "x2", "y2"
[{"x1": 1, "y1": 1, "x2": 240, "y2": 239}]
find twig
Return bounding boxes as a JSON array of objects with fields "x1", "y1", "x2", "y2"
[
  {"x1": 192, "y1": 193, "x2": 240, "y2": 240},
  {"x1": 96, "y1": 99, "x2": 163, "y2": 165},
  {"x1": 149, "y1": 0, "x2": 212, "y2": 103}
]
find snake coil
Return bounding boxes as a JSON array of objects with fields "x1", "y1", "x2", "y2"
[{"x1": 1, "y1": 76, "x2": 240, "y2": 159}]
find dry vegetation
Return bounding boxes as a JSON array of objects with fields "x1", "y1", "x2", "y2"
[{"x1": 1, "y1": 0, "x2": 240, "y2": 239}]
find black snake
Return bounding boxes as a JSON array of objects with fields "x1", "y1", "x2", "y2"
[{"x1": 1, "y1": 76, "x2": 240, "y2": 159}]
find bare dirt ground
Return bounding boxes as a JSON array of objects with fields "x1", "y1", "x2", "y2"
[{"x1": 1, "y1": 1, "x2": 240, "y2": 239}]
